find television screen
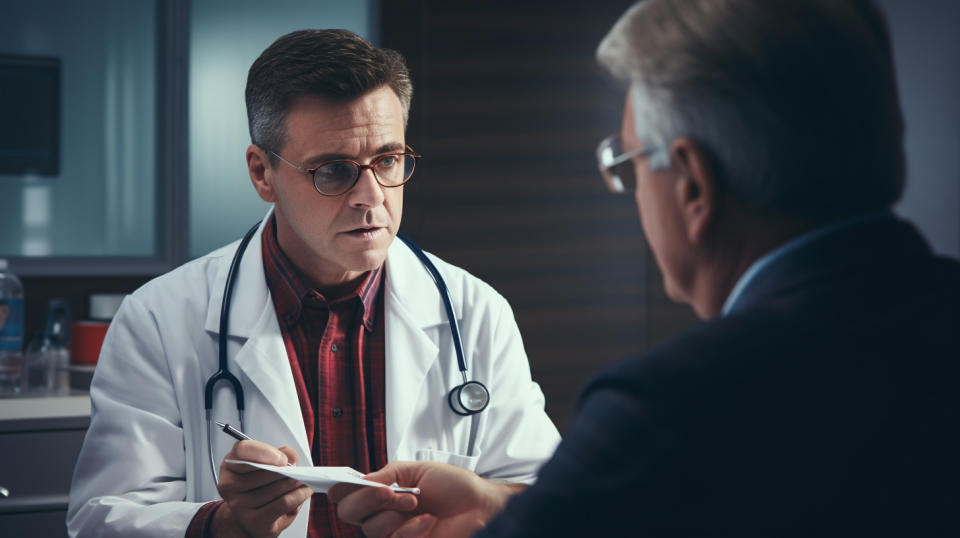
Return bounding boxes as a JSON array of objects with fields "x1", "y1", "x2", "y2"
[{"x1": 0, "y1": 54, "x2": 61, "y2": 176}]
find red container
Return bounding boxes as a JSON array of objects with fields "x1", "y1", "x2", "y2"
[{"x1": 71, "y1": 321, "x2": 110, "y2": 365}]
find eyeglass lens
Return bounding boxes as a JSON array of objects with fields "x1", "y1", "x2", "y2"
[
  {"x1": 598, "y1": 136, "x2": 637, "y2": 193},
  {"x1": 314, "y1": 153, "x2": 417, "y2": 195}
]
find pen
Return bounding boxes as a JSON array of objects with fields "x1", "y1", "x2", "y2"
[
  {"x1": 215, "y1": 421, "x2": 420, "y2": 494},
  {"x1": 215, "y1": 421, "x2": 252, "y2": 441},
  {"x1": 216, "y1": 422, "x2": 293, "y2": 466}
]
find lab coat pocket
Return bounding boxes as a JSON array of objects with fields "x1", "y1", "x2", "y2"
[{"x1": 415, "y1": 448, "x2": 480, "y2": 472}]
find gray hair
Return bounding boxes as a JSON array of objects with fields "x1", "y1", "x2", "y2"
[{"x1": 597, "y1": 0, "x2": 905, "y2": 220}]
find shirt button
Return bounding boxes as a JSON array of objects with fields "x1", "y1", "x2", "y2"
[
  {"x1": 330, "y1": 343, "x2": 339, "y2": 352},
  {"x1": 332, "y1": 407, "x2": 343, "y2": 418}
]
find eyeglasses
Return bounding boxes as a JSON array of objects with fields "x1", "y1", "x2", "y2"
[
  {"x1": 596, "y1": 134, "x2": 657, "y2": 194},
  {"x1": 269, "y1": 146, "x2": 423, "y2": 196}
]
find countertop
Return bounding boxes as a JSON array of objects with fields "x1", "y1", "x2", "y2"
[{"x1": 0, "y1": 393, "x2": 91, "y2": 422}]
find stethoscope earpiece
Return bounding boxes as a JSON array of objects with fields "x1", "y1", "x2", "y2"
[{"x1": 448, "y1": 380, "x2": 490, "y2": 416}]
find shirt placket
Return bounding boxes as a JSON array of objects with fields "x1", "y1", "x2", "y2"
[
  {"x1": 317, "y1": 299, "x2": 361, "y2": 538},
  {"x1": 315, "y1": 300, "x2": 354, "y2": 468}
]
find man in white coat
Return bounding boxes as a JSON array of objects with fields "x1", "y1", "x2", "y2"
[{"x1": 67, "y1": 29, "x2": 559, "y2": 538}]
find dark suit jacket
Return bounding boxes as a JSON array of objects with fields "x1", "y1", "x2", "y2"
[{"x1": 477, "y1": 216, "x2": 960, "y2": 537}]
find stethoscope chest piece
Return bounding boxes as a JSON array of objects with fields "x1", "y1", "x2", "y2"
[
  {"x1": 449, "y1": 380, "x2": 490, "y2": 416},
  {"x1": 396, "y1": 232, "x2": 492, "y2": 418}
]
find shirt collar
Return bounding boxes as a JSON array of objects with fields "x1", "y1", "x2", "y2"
[
  {"x1": 261, "y1": 215, "x2": 383, "y2": 331},
  {"x1": 721, "y1": 212, "x2": 889, "y2": 316}
]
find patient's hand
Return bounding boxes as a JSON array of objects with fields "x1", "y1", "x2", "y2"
[{"x1": 329, "y1": 461, "x2": 522, "y2": 538}]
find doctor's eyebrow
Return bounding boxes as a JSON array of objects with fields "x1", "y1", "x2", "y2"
[{"x1": 303, "y1": 143, "x2": 406, "y2": 166}]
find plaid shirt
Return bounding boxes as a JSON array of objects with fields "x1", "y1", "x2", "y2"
[{"x1": 187, "y1": 216, "x2": 387, "y2": 538}]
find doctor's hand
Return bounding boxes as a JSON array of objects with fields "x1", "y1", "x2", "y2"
[
  {"x1": 213, "y1": 440, "x2": 313, "y2": 538},
  {"x1": 329, "y1": 461, "x2": 522, "y2": 538}
]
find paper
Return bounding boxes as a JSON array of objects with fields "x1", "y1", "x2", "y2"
[{"x1": 224, "y1": 460, "x2": 419, "y2": 494}]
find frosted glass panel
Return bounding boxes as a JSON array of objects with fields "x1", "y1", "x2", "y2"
[
  {"x1": 189, "y1": 0, "x2": 371, "y2": 258},
  {"x1": 0, "y1": 0, "x2": 156, "y2": 257}
]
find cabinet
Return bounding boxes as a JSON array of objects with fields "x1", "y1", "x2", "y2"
[{"x1": 0, "y1": 395, "x2": 90, "y2": 536}]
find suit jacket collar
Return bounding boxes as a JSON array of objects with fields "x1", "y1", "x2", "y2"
[{"x1": 729, "y1": 214, "x2": 932, "y2": 315}]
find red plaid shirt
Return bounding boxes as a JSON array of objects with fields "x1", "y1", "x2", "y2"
[{"x1": 187, "y1": 217, "x2": 387, "y2": 537}]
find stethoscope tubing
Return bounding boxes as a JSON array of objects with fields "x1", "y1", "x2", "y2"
[
  {"x1": 204, "y1": 221, "x2": 259, "y2": 484},
  {"x1": 204, "y1": 222, "x2": 260, "y2": 416},
  {"x1": 394, "y1": 232, "x2": 469, "y2": 379},
  {"x1": 204, "y1": 222, "x2": 487, "y2": 484}
]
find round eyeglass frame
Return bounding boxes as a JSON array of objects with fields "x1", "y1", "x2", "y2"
[{"x1": 269, "y1": 146, "x2": 423, "y2": 196}]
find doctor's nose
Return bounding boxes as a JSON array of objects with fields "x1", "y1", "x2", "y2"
[{"x1": 348, "y1": 168, "x2": 386, "y2": 208}]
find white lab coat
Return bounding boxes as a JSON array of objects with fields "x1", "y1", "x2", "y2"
[{"x1": 67, "y1": 215, "x2": 560, "y2": 537}]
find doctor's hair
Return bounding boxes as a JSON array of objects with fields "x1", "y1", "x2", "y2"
[
  {"x1": 245, "y1": 29, "x2": 412, "y2": 162},
  {"x1": 597, "y1": 0, "x2": 905, "y2": 222}
]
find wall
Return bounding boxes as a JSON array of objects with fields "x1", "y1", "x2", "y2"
[
  {"x1": 879, "y1": 0, "x2": 960, "y2": 257},
  {"x1": 189, "y1": 0, "x2": 373, "y2": 257}
]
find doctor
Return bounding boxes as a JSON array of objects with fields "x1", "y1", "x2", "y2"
[{"x1": 67, "y1": 29, "x2": 559, "y2": 538}]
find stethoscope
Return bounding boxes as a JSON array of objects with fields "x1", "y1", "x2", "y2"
[{"x1": 205, "y1": 221, "x2": 490, "y2": 483}]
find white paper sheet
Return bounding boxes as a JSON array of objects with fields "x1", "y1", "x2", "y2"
[{"x1": 224, "y1": 460, "x2": 419, "y2": 494}]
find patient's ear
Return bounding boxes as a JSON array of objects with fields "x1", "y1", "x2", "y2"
[
  {"x1": 247, "y1": 144, "x2": 277, "y2": 203},
  {"x1": 669, "y1": 137, "x2": 718, "y2": 245}
]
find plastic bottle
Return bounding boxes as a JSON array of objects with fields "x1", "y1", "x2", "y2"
[
  {"x1": 25, "y1": 298, "x2": 72, "y2": 393},
  {"x1": 40, "y1": 298, "x2": 72, "y2": 393},
  {"x1": 0, "y1": 259, "x2": 25, "y2": 394}
]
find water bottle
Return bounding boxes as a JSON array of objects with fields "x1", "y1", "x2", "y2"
[
  {"x1": 0, "y1": 259, "x2": 25, "y2": 394},
  {"x1": 24, "y1": 299, "x2": 72, "y2": 394},
  {"x1": 41, "y1": 298, "x2": 72, "y2": 393}
]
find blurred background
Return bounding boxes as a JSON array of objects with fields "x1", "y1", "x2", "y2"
[
  {"x1": 1, "y1": 0, "x2": 957, "y2": 429},
  {"x1": 1, "y1": 1, "x2": 957, "y2": 531}
]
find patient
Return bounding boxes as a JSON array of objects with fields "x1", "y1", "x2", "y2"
[{"x1": 329, "y1": 0, "x2": 960, "y2": 536}]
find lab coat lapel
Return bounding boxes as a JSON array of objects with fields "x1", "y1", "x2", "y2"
[
  {"x1": 203, "y1": 215, "x2": 271, "y2": 340},
  {"x1": 203, "y1": 210, "x2": 311, "y2": 459},
  {"x1": 383, "y1": 239, "x2": 459, "y2": 460},
  {"x1": 233, "y1": 312, "x2": 310, "y2": 459}
]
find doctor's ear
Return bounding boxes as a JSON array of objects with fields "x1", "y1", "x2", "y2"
[{"x1": 247, "y1": 144, "x2": 278, "y2": 203}]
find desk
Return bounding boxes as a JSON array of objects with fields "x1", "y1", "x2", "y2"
[{"x1": 0, "y1": 394, "x2": 90, "y2": 536}]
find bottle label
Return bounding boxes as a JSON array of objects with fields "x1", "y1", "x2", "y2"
[{"x1": 0, "y1": 297, "x2": 24, "y2": 351}]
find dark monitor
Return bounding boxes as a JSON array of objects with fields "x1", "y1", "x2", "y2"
[{"x1": 0, "y1": 54, "x2": 61, "y2": 176}]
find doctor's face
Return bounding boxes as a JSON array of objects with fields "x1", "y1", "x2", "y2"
[{"x1": 248, "y1": 86, "x2": 405, "y2": 288}]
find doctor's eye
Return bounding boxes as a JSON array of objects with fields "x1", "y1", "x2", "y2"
[
  {"x1": 375, "y1": 155, "x2": 400, "y2": 169},
  {"x1": 318, "y1": 161, "x2": 357, "y2": 180}
]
